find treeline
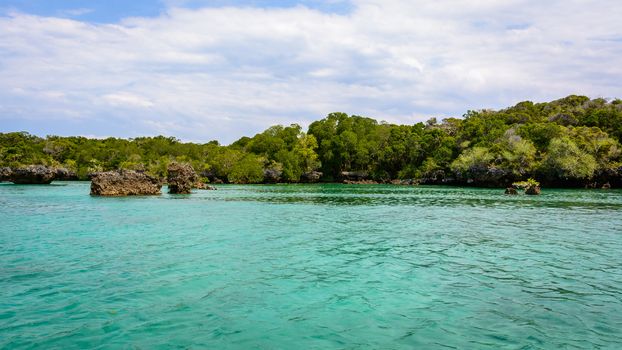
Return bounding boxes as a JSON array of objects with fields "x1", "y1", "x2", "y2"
[{"x1": 1, "y1": 95, "x2": 621, "y2": 187}]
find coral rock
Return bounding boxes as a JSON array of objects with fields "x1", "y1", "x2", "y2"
[
  {"x1": 301, "y1": 171, "x2": 323, "y2": 183},
  {"x1": 91, "y1": 170, "x2": 161, "y2": 196},
  {"x1": 505, "y1": 187, "x2": 518, "y2": 195},
  {"x1": 10, "y1": 165, "x2": 57, "y2": 184},
  {"x1": 167, "y1": 163, "x2": 198, "y2": 194}
]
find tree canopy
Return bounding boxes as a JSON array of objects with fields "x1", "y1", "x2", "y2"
[{"x1": 2, "y1": 95, "x2": 621, "y2": 187}]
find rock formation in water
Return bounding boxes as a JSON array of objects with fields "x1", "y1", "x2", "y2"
[
  {"x1": 0, "y1": 165, "x2": 77, "y2": 184},
  {"x1": 55, "y1": 168, "x2": 78, "y2": 181},
  {"x1": 90, "y1": 170, "x2": 162, "y2": 196},
  {"x1": 0, "y1": 167, "x2": 12, "y2": 182},
  {"x1": 512, "y1": 178, "x2": 541, "y2": 195},
  {"x1": 10, "y1": 165, "x2": 57, "y2": 184},
  {"x1": 505, "y1": 187, "x2": 518, "y2": 195},
  {"x1": 167, "y1": 162, "x2": 198, "y2": 194},
  {"x1": 340, "y1": 171, "x2": 369, "y2": 182},
  {"x1": 301, "y1": 171, "x2": 322, "y2": 183},
  {"x1": 525, "y1": 185, "x2": 541, "y2": 195},
  {"x1": 263, "y1": 168, "x2": 282, "y2": 183}
]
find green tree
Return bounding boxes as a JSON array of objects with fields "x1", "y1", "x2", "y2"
[
  {"x1": 229, "y1": 154, "x2": 265, "y2": 184},
  {"x1": 543, "y1": 137, "x2": 597, "y2": 180}
]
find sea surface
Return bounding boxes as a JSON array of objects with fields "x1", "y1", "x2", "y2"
[{"x1": 1, "y1": 182, "x2": 621, "y2": 349}]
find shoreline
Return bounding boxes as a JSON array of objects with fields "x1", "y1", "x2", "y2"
[{"x1": 1, "y1": 179, "x2": 616, "y2": 190}]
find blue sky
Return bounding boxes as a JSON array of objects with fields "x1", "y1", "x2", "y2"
[
  {"x1": 0, "y1": 0, "x2": 351, "y2": 22},
  {"x1": 1, "y1": 0, "x2": 621, "y2": 143},
  {"x1": 0, "y1": 0, "x2": 164, "y2": 22}
]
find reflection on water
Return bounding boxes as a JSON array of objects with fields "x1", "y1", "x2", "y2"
[
  {"x1": 207, "y1": 184, "x2": 622, "y2": 210},
  {"x1": 1, "y1": 182, "x2": 621, "y2": 349}
]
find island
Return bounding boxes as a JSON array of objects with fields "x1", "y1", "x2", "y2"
[{"x1": 1, "y1": 95, "x2": 620, "y2": 190}]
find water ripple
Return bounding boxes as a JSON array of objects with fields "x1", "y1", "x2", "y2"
[{"x1": 1, "y1": 182, "x2": 621, "y2": 349}]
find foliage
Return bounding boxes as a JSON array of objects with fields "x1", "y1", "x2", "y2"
[
  {"x1": 451, "y1": 147, "x2": 494, "y2": 176},
  {"x1": 2, "y1": 95, "x2": 622, "y2": 186},
  {"x1": 228, "y1": 154, "x2": 265, "y2": 184},
  {"x1": 542, "y1": 137, "x2": 597, "y2": 180},
  {"x1": 512, "y1": 178, "x2": 540, "y2": 189}
]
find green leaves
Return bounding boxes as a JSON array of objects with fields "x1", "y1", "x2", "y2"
[
  {"x1": 543, "y1": 137, "x2": 597, "y2": 180},
  {"x1": 451, "y1": 147, "x2": 494, "y2": 175},
  {"x1": 1, "y1": 95, "x2": 621, "y2": 186}
]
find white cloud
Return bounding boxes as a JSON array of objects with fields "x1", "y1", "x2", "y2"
[
  {"x1": 0, "y1": 1, "x2": 621, "y2": 143},
  {"x1": 102, "y1": 93, "x2": 154, "y2": 108}
]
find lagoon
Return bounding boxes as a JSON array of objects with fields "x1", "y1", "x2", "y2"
[{"x1": 1, "y1": 182, "x2": 621, "y2": 349}]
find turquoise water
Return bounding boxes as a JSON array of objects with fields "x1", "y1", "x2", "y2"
[{"x1": 1, "y1": 182, "x2": 622, "y2": 349}]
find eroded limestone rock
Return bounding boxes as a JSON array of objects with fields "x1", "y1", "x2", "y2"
[{"x1": 90, "y1": 170, "x2": 161, "y2": 196}]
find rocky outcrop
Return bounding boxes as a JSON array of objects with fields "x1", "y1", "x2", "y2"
[
  {"x1": 525, "y1": 185, "x2": 541, "y2": 195},
  {"x1": 301, "y1": 171, "x2": 322, "y2": 183},
  {"x1": 90, "y1": 170, "x2": 162, "y2": 196},
  {"x1": 167, "y1": 163, "x2": 198, "y2": 194},
  {"x1": 1, "y1": 165, "x2": 77, "y2": 183},
  {"x1": 55, "y1": 168, "x2": 78, "y2": 181},
  {"x1": 263, "y1": 168, "x2": 282, "y2": 183},
  {"x1": 0, "y1": 167, "x2": 12, "y2": 182},
  {"x1": 505, "y1": 178, "x2": 542, "y2": 196},
  {"x1": 340, "y1": 171, "x2": 369, "y2": 182},
  {"x1": 505, "y1": 187, "x2": 518, "y2": 195},
  {"x1": 511, "y1": 179, "x2": 541, "y2": 195},
  {"x1": 10, "y1": 165, "x2": 57, "y2": 184},
  {"x1": 585, "y1": 181, "x2": 614, "y2": 189}
]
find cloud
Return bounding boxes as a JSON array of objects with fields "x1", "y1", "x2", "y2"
[
  {"x1": 102, "y1": 93, "x2": 154, "y2": 108},
  {"x1": 0, "y1": 0, "x2": 621, "y2": 143}
]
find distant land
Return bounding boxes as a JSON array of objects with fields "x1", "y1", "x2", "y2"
[{"x1": 1, "y1": 95, "x2": 621, "y2": 188}]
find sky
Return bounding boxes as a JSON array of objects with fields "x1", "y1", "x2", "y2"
[{"x1": 0, "y1": 0, "x2": 621, "y2": 143}]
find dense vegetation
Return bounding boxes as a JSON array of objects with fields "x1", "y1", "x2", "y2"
[{"x1": 2, "y1": 95, "x2": 621, "y2": 187}]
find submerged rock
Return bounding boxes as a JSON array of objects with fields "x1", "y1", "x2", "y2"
[
  {"x1": 195, "y1": 182, "x2": 217, "y2": 190},
  {"x1": 90, "y1": 170, "x2": 161, "y2": 196},
  {"x1": 343, "y1": 179, "x2": 379, "y2": 185},
  {"x1": 391, "y1": 179, "x2": 419, "y2": 186},
  {"x1": 10, "y1": 165, "x2": 57, "y2": 184},
  {"x1": 167, "y1": 163, "x2": 198, "y2": 194}
]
